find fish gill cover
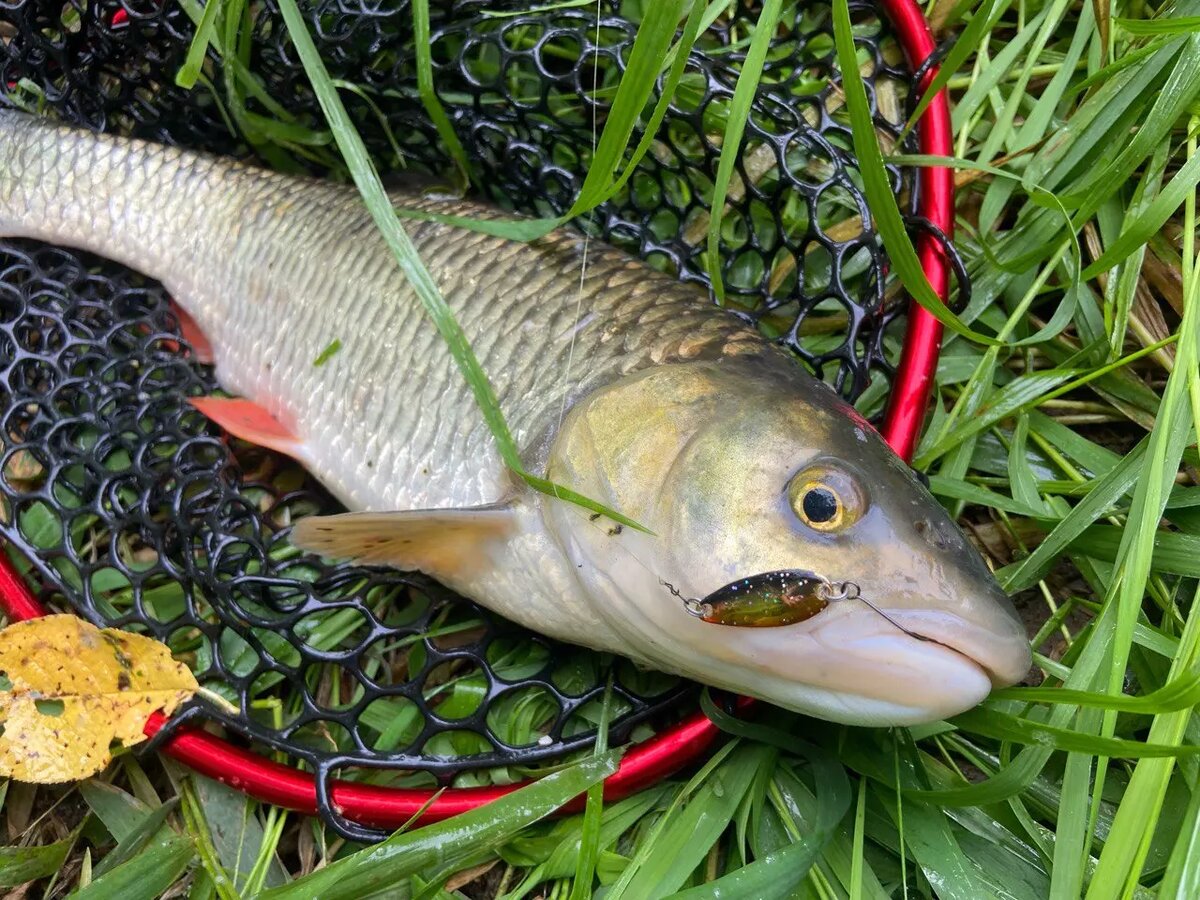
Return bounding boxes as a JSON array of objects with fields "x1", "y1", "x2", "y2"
[{"x1": 0, "y1": 0, "x2": 942, "y2": 834}]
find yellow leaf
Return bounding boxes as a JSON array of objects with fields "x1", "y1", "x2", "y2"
[{"x1": 0, "y1": 615, "x2": 198, "y2": 783}]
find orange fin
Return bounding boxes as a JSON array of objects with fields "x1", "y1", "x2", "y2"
[
  {"x1": 290, "y1": 505, "x2": 516, "y2": 580},
  {"x1": 170, "y1": 301, "x2": 215, "y2": 365},
  {"x1": 189, "y1": 397, "x2": 304, "y2": 460}
]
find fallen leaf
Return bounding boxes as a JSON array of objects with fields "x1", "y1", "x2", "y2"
[{"x1": 0, "y1": 615, "x2": 197, "y2": 783}]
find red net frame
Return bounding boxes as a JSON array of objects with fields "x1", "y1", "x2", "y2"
[{"x1": 0, "y1": 0, "x2": 952, "y2": 831}]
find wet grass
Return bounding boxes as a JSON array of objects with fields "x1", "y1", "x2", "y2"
[{"x1": 4, "y1": 0, "x2": 1200, "y2": 897}]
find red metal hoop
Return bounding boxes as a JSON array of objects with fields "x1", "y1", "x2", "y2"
[{"x1": 0, "y1": 0, "x2": 953, "y2": 830}]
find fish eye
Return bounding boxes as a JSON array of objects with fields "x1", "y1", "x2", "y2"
[{"x1": 786, "y1": 464, "x2": 866, "y2": 532}]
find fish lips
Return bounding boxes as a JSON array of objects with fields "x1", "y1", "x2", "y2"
[
  {"x1": 875, "y1": 607, "x2": 1033, "y2": 689},
  {"x1": 713, "y1": 602, "x2": 994, "y2": 725}
]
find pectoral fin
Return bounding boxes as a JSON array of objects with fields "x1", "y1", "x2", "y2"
[
  {"x1": 290, "y1": 505, "x2": 517, "y2": 578},
  {"x1": 188, "y1": 396, "x2": 305, "y2": 461}
]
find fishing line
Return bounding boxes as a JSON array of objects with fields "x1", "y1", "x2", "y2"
[{"x1": 553, "y1": 0, "x2": 603, "y2": 439}]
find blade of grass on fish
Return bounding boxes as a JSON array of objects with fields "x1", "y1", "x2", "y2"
[
  {"x1": 412, "y1": 0, "x2": 470, "y2": 187},
  {"x1": 896, "y1": 0, "x2": 1009, "y2": 145},
  {"x1": 176, "y1": 0, "x2": 224, "y2": 90},
  {"x1": 832, "y1": 0, "x2": 999, "y2": 346},
  {"x1": 274, "y1": 0, "x2": 649, "y2": 532},
  {"x1": 705, "y1": 0, "x2": 781, "y2": 304},
  {"x1": 258, "y1": 751, "x2": 620, "y2": 900}
]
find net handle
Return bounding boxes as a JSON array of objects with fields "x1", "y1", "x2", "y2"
[{"x1": 0, "y1": 0, "x2": 953, "y2": 830}]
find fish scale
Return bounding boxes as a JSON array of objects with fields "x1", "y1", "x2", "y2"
[{"x1": 0, "y1": 111, "x2": 759, "y2": 514}]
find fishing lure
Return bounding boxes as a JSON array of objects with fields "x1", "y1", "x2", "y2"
[{"x1": 665, "y1": 570, "x2": 860, "y2": 627}]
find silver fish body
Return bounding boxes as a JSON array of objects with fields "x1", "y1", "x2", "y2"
[{"x1": 0, "y1": 112, "x2": 1031, "y2": 724}]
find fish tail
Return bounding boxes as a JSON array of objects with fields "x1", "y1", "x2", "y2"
[{"x1": 0, "y1": 110, "x2": 227, "y2": 319}]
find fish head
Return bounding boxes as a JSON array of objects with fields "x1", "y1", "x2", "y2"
[{"x1": 543, "y1": 354, "x2": 1031, "y2": 726}]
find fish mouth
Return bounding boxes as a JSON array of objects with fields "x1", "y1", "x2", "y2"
[
  {"x1": 705, "y1": 605, "x2": 990, "y2": 726},
  {"x1": 677, "y1": 570, "x2": 1030, "y2": 723},
  {"x1": 876, "y1": 608, "x2": 1033, "y2": 688},
  {"x1": 691, "y1": 568, "x2": 1031, "y2": 688}
]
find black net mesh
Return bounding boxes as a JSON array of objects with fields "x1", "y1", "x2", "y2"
[{"x1": 0, "y1": 0, "x2": 941, "y2": 835}]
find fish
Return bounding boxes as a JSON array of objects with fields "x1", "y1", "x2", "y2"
[{"x1": 0, "y1": 110, "x2": 1031, "y2": 725}]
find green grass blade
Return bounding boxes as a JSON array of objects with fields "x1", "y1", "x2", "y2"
[
  {"x1": 832, "y1": 0, "x2": 999, "y2": 345},
  {"x1": 91, "y1": 799, "x2": 178, "y2": 879},
  {"x1": 664, "y1": 837, "x2": 825, "y2": 899},
  {"x1": 1158, "y1": 772, "x2": 1200, "y2": 896},
  {"x1": 705, "y1": 0, "x2": 782, "y2": 303},
  {"x1": 1080, "y1": 146, "x2": 1200, "y2": 278},
  {"x1": 952, "y1": 6, "x2": 1048, "y2": 131},
  {"x1": 68, "y1": 831, "x2": 195, "y2": 900},
  {"x1": 999, "y1": 438, "x2": 1148, "y2": 592},
  {"x1": 568, "y1": 682, "x2": 614, "y2": 900},
  {"x1": 1116, "y1": 15, "x2": 1200, "y2": 34},
  {"x1": 1068, "y1": 526, "x2": 1200, "y2": 577},
  {"x1": 274, "y1": 0, "x2": 648, "y2": 531},
  {"x1": 0, "y1": 829, "x2": 79, "y2": 889},
  {"x1": 1062, "y1": 34, "x2": 1200, "y2": 214},
  {"x1": 952, "y1": 707, "x2": 1200, "y2": 757},
  {"x1": 258, "y1": 752, "x2": 620, "y2": 900},
  {"x1": 412, "y1": 0, "x2": 471, "y2": 185},
  {"x1": 608, "y1": 745, "x2": 771, "y2": 898},
  {"x1": 396, "y1": 0, "x2": 698, "y2": 247},
  {"x1": 915, "y1": 335, "x2": 1175, "y2": 466},
  {"x1": 176, "y1": 0, "x2": 224, "y2": 90},
  {"x1": 79, "y1": 781, "x2": 155, "y2": 842},
  {"x1": 898, "y1": 0, "x2": 1009, "y2": 143}
]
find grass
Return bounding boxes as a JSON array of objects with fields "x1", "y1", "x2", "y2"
[{"x1": 4, "y1": 0, "x2": 1200, "y2": 896}]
